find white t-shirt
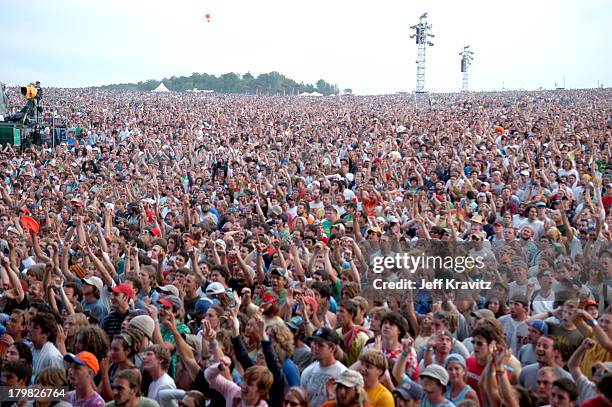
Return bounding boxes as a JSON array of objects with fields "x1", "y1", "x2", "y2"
[
  {"x1": 532, "y1": 290, "x2": 555, "y2": 314},
  {"x1": 499, "y1": 315, "x2": 530, "y2": 355},
  {"x1": 300, "y1": 361, "x2": 347, "y2": 407},
  {"x1": 31, "y1": 341, "x2": 64, "y2": 382},
  {"x1": 147, "y1": 373, "x2": 176, "y2": 404}
]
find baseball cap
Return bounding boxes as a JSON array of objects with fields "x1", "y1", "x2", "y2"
[
  {"x1": 156, "y1": 285, "x2": 180, "y2": 297},
  {"x1": 306, "y1": 327, "x2": 340, "y2": 346},
  {"x1": 214, "y1": 239, "x2": 226, "y2": 251},
  {"x1": 585, "y1": 300, "x2": 598, "y2": 310},
  {"x1": 64, "y1": 351, "x2": 100, "y2": 374},
  {"x1": 334, "y1": 370, "x2": 364, "y2": 388},
  {"x1": 195, "y1": 297, "x2": 219, "y2": 315},
  {"x1": 303, "y1": 296, "x2": 318, "y2": 314},
  {"x1": 393, "y1": 381, "x2": 424, "y2": 401},
  {"x1": 82, "y1": 276, "x2": 103, "y2": 291},
  {"x1": 439, "y1": 330, "x2": 454, "y2": 340},
  {"x1": 205, "y1": 282, "x2": 225, "y2": 296},
  {"x1": 158, "y1": 295, "x2": 182, "y2": 311},
  {"x1": 471, "y1": 309, "x2": 495, "y2": 320},
  {"x1": 367, "y1": 227, "x2": 382, "y2": 235},
  {"x1": 112, "y1": 284, "x2": 135, "y2": 299},
  {"x1": 445, "y1": 354, "x2": 466, "y2": 369},
  {"x1": 529, "y1": 320, "x2": 548, "y2": 335},
  {"x1": 420, "y1": 364, "x2": 449, "y2": 386},
  {"x1": 286, "y1": 316, "x2": 303, "y2": 331},
  {"x1": 270, "y1": 268, "x2": 289, "y2": 279},
  {"x1": 535, "y1": 201, "x2": 547, "y2": 207},
  {"x1": 510, "y1": 294, "x2": 529, "y2": 307}
]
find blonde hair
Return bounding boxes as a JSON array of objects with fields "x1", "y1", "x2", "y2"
[
  {"x1": 66, "y1": 313, "x2": 89, "y2": 333},
  {"x1": 36, "y1": 367, "x2": 68, "y2": 387},
  {"x1": 359, "y1": 349, "x2": 388, "y2": 372},
  {"x1": 267, "y1": 323, "x2": 295, "y2": 361}
]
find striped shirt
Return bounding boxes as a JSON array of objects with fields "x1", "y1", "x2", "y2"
[{"x1": 102, "y1": 309, "x2": 129, "y2": 337}]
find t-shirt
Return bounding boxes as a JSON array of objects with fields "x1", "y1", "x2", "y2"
[
  {"x1": 283, "y1": 358, "x2": 301, "y2": 387},
  {"x1": 67, "y1": 391, "x2": 105, "y2": 407},
  {"x1": 292, "y1": 344, "x2": 313, "y2": 373},
  {"x1": 579, "y1": 342, "x2": 612, "y2": 380},
  {"x1": 531, "y1": 290, "x2": 555, "y2": 314},
  {"x1": 366, "y1": 383, "x2": 394, "y2": 407},
  {"x1": 465, "y1": 356, "x2": 513, "y2": 404},
  {"x1": 420, "y1": 397, "x2": 455, "y2": 407},
  {"x1": 518, "y1": 364, "x2": 573, "y2": 391},
  {"x1": 581, "y1": 395, "x2": 608, "y2": 407},
  {"x1": 336, "y1": 327, "x2": 369, "y2": 366},
  {"x1": 82, "y1": 299, "x2": 108, "y2": 324},
  {"x1": 465, "y1": 357, "x2": 485, "y2": 399},
  {"x1": 498, "y1": 315, "x2": 530, "y2": 355},
  {"x1": 102, "y1": 309, "x2": 129, "y2": 338},
  {"x1": 518, "y1": 343, "x2": 537, "y2": 366},
  {"x1": 547, "y1": 323, "x2": 584, "y2": 355},
  {"x1": 300, "y1": 361, "x2": 347, "y2": 407},
  {"x1": 31, "y1": 341, "x2": 64, "y2": 382},
  {"x1": 104, "y1": 397, "x2": 160, "y2": 407},
  {"x1": 575, "y1": 373, "x2": 597, "y2": 405},
  {"x1": 147, "y1": 373, "x2": 176, "y2": 404}
]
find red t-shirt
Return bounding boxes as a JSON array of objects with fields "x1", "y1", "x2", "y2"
[
  {"x1": 465, "y1": 356, "x2": 511, "y2": 404},
  {"x1": 465, "y1": 357, "x2": 485, "y2": 398},
  {"x1": 582, "y1": 395, "x2": 610, "y2": 407}
]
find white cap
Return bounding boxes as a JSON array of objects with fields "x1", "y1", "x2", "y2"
[{"x1": 82, "y1": 276, "x2": 104, "y2": 291}]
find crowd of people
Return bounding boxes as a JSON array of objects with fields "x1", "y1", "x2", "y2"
[{"x1": 0, "y1": 86, "x2": 610, "y2": 407}]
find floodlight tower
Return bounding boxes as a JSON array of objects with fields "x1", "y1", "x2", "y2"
[
  {"x1": 409, "y1": 13, "x2": 434, "y2": 93},
  {"x1": 459, "y1": 45, "x2": 474, "y2": 92}
]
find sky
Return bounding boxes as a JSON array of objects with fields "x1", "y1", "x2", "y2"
[{"x1": 1, "y1": 0, "x2": 611, "y2": 95}]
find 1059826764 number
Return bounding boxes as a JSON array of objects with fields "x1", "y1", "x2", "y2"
[{"x1": 0, "y1": 387, "x2": 68, "y2": 401}]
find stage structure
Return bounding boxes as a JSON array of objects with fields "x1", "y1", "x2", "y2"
[
  {"x1": 460, "y1": 45, "x2": 474, "y2": 92},
  {"x1": 410, "y1": 12, "x2": 434, "y2": 93}
]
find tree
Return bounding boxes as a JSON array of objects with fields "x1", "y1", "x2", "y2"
[{"x1": 99, "y1": 71, "x2": 344, "y2": 95}]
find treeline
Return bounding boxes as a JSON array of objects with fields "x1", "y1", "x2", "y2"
[{"x1": 98, "y1": 71, "x2": 341, "y2": 95}]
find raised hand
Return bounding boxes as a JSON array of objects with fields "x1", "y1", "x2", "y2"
[
  {"x1": 203, "y1": 319, "x2": 217, "y2": 342},
  {"x1": 401, "y1": 337, "x2": 414, "y2": 354},
  {"x1": 56, "y1": 324, "x2": 66, "y2": 344},
  {"x1": 325, "y1": 377, "x2": 337, "y2": 400}
]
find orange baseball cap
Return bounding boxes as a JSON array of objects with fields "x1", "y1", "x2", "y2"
[{"x1": 64, "y1": 351, "x2": 100, "y2": 374}]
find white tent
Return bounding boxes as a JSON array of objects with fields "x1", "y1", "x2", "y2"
[
  {"x1": 152, "y1": 82, "x2": 170, "y2": 92},
  {"x1": 310, "y1": 92, "x2": 323, "y2": 97},
  {"x1": 299, "y1": 92, "x2": 311, "y2": 97}
]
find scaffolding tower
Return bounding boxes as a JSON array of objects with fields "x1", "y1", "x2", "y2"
[
  {"x1": 410, "y1": 13, "x2": 434, "y2": 93},
  {"x1": 460, "y1": 45, "x2": 474, "y2": 92}
]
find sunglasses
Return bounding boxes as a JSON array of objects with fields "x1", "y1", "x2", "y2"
[{"x1": 471, "y1": 339, "x2": 487, "y2": 347}]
